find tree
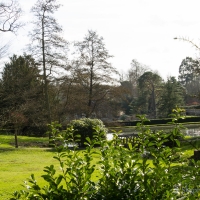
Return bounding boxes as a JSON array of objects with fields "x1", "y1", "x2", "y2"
[
  {"x1": 58, "y1": 72, "x2": 121, "y2": 121},
  {"x1": 73, "y1": 30, "x2": 118, "y2": 117},
  {"x1": 0, "y1": 54, "x2": 44, "y2": 145},
  {"x1": 178, "y1": 57, "x2": 200, "y2": 104},
  {"x1": 119, "y1": 60, "x2": 149, "y2": 116},
  {"x1": 175, "y1": 37, "x2": 200, "y2": 101},
  {"x1": 119, "y1": 81, "x2": 134, "y2": 115},
  {"x1": 137, "y1": 71, "x2": 163, "y2": 118},
  {"x1": 0, "y1": 0, "x2": 22, "y2": 33},
  {"x1": 29, "y1": 0, "x2": 67, "y2": 125},
  {"x1": 128, "y1": 59, "x2": 148, "y2": 96},
  {"x1": 158, "y1": 76, "x2": 185, "y2": 117},
  {"x1": 178, "y1": 57, "x2": 200, "y2": 86}
]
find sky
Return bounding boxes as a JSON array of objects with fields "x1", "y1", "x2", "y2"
[{"x1": 2, "y1": 0, "x2": 200, "y2": 80}]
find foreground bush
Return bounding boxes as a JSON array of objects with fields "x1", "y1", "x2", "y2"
[{"x1": 11, "y1": 109, "x2": 200, "y2": 199}]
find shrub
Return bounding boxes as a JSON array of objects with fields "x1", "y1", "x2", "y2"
[
  {"x1": 67, "y1": 118, "x2": 107, "y2": 147},
  {"x1": 22, "y1": 126, "x2": 47, "y2": 137},
  {"x1": 11, "y1": 109, "x2": 200, "y2": 199}
]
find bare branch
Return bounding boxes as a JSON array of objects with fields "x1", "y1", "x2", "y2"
[
  {"x1": 0, "y1": 0, "x2": 23, "y2": 33},
  {"x1": 0, "y1": 41, "x2": 9, "y2": 59},
  {"x1": 174, "y1": 37, "x2": 200, "y2": 52}
]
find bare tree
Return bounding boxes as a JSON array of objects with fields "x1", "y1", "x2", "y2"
[
  {"x1": 127, "y1": 59, "x2": 149, "y2": 97},
  {"x1": 29, "y1": 0, "x2": 67, "y2": 124},
  {"x1": 128, "y1": 59, "x2": 149, "y2": 86},
  {"x1": 73, "y1": 30, "x2": 118, "y2": 117},
  {"x1": 0, "y1": 0, "x2": 22, "y2": 33}
]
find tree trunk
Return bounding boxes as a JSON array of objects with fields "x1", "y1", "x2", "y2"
[
  {"x1": 42, "y1": 15, "x2": 51, "y2": 141},
  {"x1": 87, "y1": 61, "x2": 94, "y2": 118},
  {"x1": 152, "y1": 86, "x2": 156, "y2": 118},
  {"x1": 42, "y1": 18, "x2": 51, "y2": 124},
  {"x1": 14, "y1": 128, "x2": 18, "y2": 148}
]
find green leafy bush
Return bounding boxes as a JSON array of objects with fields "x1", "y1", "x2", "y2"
[
  {"x1": 67, "y1": 118, "x2": 107, "y2": 147},
  {"x1": 11, "y1": 109, "x2": 200, "y2": 199}
]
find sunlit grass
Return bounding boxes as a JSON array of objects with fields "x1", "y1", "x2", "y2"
[
  {"x1": 0, "y1": 147, "x2": 58, "y2": 199},
  {"x1": 0, "y1": 135, "x2": 101, "y2": 199}
]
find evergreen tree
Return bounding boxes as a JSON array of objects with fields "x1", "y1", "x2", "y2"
[
  {"x1": 158, "y1": 76, "x2": 185, "y2": 117},
  {"x1": 137, "y1": 71, "x2": 163, "y2": 118},
  {"x1": 0, "y1": 54, "x2": 45, "y2": 136}
]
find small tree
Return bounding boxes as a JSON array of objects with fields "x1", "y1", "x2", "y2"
[{"x1": 10, "y1": 111, "x2": 27, "y2": 148}]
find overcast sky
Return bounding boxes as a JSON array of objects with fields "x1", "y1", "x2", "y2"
[{"x1": 2, "y1": 0, "x2": 200, "y2": 80}]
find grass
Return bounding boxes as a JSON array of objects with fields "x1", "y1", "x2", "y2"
[
  {"x1": 0, "y1": 133, "x2": 199, "y2": 199},
  {"x1": 0, "y1": 135, "x2": 57, "y2": 199},
  {"x1": 0, "y1": 134, "x2": 49, "y2": 148},
  {"x1": 0, "y1": 148, "x2": 58, "y2": 199},
  {"x1": 0, "y1": 134, "x2": 101, "y2": 200}
]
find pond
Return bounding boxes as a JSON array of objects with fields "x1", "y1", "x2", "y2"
[{"x1": 107, "y1": 125, "x2": 200, "y2": 140}]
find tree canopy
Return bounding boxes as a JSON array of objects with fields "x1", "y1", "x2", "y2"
[{"x1": 0, "y1": 54, "x2": 45, "y2": 134}]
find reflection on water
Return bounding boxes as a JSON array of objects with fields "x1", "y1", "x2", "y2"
[
  {"x1": 185, "y1": 128, "x2": 200, "y2": 137},
  {"x1": 107, "y1": 126, "x2": 200, "y2": 140}
]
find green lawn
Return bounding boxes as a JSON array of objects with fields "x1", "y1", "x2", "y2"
[
  {"x1": 0, "y1": 135, "x2": 57, "y2": 199},
  {"x1": 0, "y1": 134, "x2": 101, "y2": 199},
  {"x1": 0, "y1": 134, "x2": 198, "y2": 200},
  {"x1": 0, "y1": 148, "x2": 58, "y2": 199}
]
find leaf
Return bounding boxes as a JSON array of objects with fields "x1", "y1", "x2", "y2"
[
  {"x1": 56, "y1": 175, "x2": 63, "y2": 185},
  {"x1": 174, "y1": 139, "x2": 180, "y2": 147},
  {"x1": 85, "y1": 137, "x2": 91, "y2": 144},
  {"x1": 147, "y1": 142, "x2": 155, "y2": 147},
  {"x1": 30, "y1": 174, "x2": 35, "y2": 180},
  {"x1": 128, "y1": 142, "x2": 132, "y2": 150}
]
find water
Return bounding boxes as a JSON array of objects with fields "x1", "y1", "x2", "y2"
[
  {"x1": 107, "y1": 126, "x2": 200, "y2": 140},
  {"x1": 185, "y1": 128, "x2": 200, "y2": 137},
  {"x1": 64, "y1": 127, "x2": 200, "y2": 147}
]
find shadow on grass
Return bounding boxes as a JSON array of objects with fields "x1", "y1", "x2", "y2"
[
  {"x1": 0, "y1": 145, "x2": 56, "y2": 153},
  {"x1": 0, "y1": 147, "x2": 17, "y2": 152},
  {"x1": 43, "y1": 146, "x2": 88, "y2": 152}
]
